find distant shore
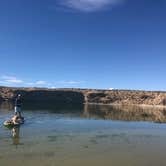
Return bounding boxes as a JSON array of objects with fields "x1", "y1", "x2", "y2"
[
  {"x1": 0, "y1": 86, "x2": 166, "y2": 106},
  {"x1": 87, "y1": 102, "x2": 166, "y2": 108}
]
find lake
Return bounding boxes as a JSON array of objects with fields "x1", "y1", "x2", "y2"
[{"x1": 0, "y1": 102, "x2": 166, "y2": 166}]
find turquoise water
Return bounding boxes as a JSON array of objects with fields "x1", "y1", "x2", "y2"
[{"x1": 0, "y1": 102, "x2": 166, "y2": 166}]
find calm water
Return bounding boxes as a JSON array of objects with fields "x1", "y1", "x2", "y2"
[{"x1": 0, "y1": 102, "x2": 166, "y2": 166}]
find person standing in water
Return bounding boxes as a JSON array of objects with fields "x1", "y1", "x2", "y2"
[{"x1": 14, "y1": 94, "x2": 22, "y2": 117}]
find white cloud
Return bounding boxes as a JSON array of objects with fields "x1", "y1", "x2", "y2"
[
  {"x1": 57, "y1": 80, "x2": 84, "y2": 84},
  {"x1": 50, "y1": 86, "x2": 56, "y2": 89},
  {"x1": 26, "y1": 82, "x2": 34, "y2": 85},
  {"x1": 109, "y1": 87, "x2": 114, "y2": 90},
  {"x1": 1, "y1": 75, "x2": 23, "y2": 84},
  {"x1": 35, "y1": 81, "x2": 47, "y2": 85},
  {"x1": 60, "y1": 0, "x2": 123, "y2": 12},
  {"x1": 0, "y1": 75, "x2": 85, "y2": 88},
  {"x1": 7, "y1": 79, "x2": 23, "y2": 83}
]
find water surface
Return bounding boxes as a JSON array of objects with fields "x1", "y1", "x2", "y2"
[{"x1": 0, "y1": 102, "x2": 166, "y2": 166}]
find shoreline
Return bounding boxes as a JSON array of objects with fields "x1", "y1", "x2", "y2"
[{"x1": 86, "y1": 102, "x2": 166, "y2": 108}]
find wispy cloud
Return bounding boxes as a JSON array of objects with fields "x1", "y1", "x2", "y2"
[
  {"x1": 0, "y1": 75, "x2": 85, "y2": 88},
  {"x1": 35, "y1": 81, "x2": 47, "y2": 85},
  {"x1": 26, "y1": 82, "x2": 34, "y2": 86},
  {"x1": 23, "y1": 80, "x2": 83, "y2": 87},
  {"x1": 56, "y1": 80, "x2": 85, "y2": 85},
  {"x1": 108, "y1": 87, "x2": 114, "y2": 90},
  {"x1": 1, "y1": 75, "x2": 23, "y2": 84},
  {"x1": 59, "y1": 0, "x2": 123, "y2": 12},
  {"x1": 0, "y1": 81, "x2": 6, "y2": 84}
]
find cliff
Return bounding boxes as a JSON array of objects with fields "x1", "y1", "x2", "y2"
[
  {"x1": 84, "y1": 90, "x2": 166, "y2": 106},
  {"x1": 0, "y1": 86, "x2": 166, "y2": 106},
  {"x1": 0, "y1": 87, "x2": 84, "y2": 104}
]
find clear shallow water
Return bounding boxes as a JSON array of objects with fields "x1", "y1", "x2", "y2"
[{"x1": 1, "y1": 102, "x2": 166, "y2": 166}]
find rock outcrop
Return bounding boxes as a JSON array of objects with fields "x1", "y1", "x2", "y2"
[{"x1": 84, "y1": 90, "x2": 166, "y2": 106}]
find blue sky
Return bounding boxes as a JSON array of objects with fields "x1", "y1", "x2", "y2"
[{"x1": 0, "y1": 0, "x2": 166, "y2": 90}]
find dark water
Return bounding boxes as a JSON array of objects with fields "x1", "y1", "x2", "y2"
[{"x1": 0, "y1": 102, "x2": 166, "y2": 166}]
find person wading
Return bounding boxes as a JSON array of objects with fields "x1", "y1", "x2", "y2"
[{"x1": 14, "y1": 94, "x2": 22, "y2": 117}]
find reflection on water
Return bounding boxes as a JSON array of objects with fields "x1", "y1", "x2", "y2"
[
  {"x1": 22, "y1": 101, "x2": 84, "y2": 112},
  {"x1": 0, "y1": 101, "x2": 13, "y2": 113},
  {"x1": 1, "y1": 102, "x2": 166, "y2": 123},
  {"x1": 11, "y1": 126, "x2": 20, "y2": 147},
  {"x1": 1, "y1": 102, "x2": 166, "y2": 166},
  {"x1": 83, "y1": 104, "x2": 166, "y2": 123}
]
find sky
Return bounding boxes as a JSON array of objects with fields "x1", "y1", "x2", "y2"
[{"x1": 0, "y1": 0, "x2": 166, "y2": 90}]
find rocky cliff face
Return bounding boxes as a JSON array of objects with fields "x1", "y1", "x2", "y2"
[
  {"x1": 84, "y1": 90, "x2": 166, "y2": 106},
  {"x1": 0, "y1": 87, "x2": 84, "y2": 104},
  {"x1": 0, "y1": 87, "x2": 166, "y2": 106}
]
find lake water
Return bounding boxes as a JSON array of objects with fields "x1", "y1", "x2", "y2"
[{"x1": 0, "y1": 102, "x2": 166, "y2": 166}]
